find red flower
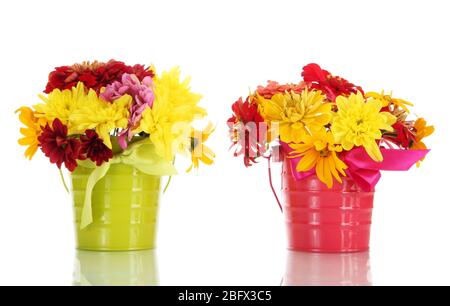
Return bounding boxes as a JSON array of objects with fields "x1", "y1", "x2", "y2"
[
  {"x1": 80, "y1": 130, "x2": 113, "y2": 166},
  {"x1": 38, "y1": 119, "x2": 82, "y2": 172},
  {"x1": 227, "y1": 97, "x2": 267, "y2": 167},
  {"x1": 301, "y1": 63, "x2": 363, "y2": 101},
  {"x1": 256, "y1": 81, "x2": 306, "y2": 99},
  {"x1": 383, "y1": 121, "x2": 416, "y2": 148},
  {"x1": 45, "y1": 66, "x2": 78, "y2": 93},
  {"x1": 44, "y1": 60, "x2": 155, "y2": 94}
]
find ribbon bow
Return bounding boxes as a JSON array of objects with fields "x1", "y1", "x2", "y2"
[
  {"x1": 77, "y1": 140, "x2": 177, "y2": 229},
  {"x1": 282, "y1": 142, "x2": 430, "y2": 191}
]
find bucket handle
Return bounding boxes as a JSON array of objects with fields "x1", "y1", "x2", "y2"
[
  {"x1": 59, "y1": 169, "x2": 70, "y2": 194},
  {"x1": 266, "y1": 155, "x2": 283, "y2": 212},
  {"x1": 162, "y1": 157, "x2": 176, "y2": 194}
]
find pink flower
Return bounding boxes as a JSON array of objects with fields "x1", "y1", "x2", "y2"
[
  {"x1": 256, "y1": 81, "x2": 306, "y2": 99},
  {"x1": 101, "y1": 73, "x2": 155, "y2": 148}
]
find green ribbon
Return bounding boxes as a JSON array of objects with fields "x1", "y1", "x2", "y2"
[{"x1": 77, "y1": 140, "x2": 177, "y2": 230}]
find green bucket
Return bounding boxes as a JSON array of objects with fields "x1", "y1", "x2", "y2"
[{"x1": 71, "y1": 163, "x2": 161, "y2": 251}]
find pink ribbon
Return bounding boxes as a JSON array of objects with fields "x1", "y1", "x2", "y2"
[{"x1": 280, "y1": 142, "x2": 430, "y2": 191}]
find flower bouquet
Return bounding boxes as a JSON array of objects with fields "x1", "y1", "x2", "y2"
[
  {"x1": 17, "y1": 60, "x2": 215, "y2": 251},
  {"x1": 228, "y1": 63, "x2": 433, "y2": 252}
]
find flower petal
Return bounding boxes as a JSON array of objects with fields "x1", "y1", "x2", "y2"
[{"x1": 297, "y1": 150, "x2": 318, "y2": 172}]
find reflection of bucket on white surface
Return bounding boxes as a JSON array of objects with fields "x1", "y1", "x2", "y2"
[
  {"x1": 74, "y1": 250, "x2": 159, "y2": 286},
  {"x1": 282, "y1": 251, "x2": 372, "y2": 286}
]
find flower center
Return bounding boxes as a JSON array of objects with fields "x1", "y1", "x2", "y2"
[
  {"x1": 319, "y1": 148, "x2": 330, "y2": 157},
  {"x1": 191, "y1": 137, "x2": 200, "y2": 150},
  {"x1": 56, "y1": 136, "x2": 67, "y2": 148},
  {"x1": 286, "y1": 107, "x2": 304, "y2": 122}
]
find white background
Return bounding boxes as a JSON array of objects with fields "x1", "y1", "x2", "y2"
[{"x1": 0, "y1": 0, "x2": 449, "y2": 286}]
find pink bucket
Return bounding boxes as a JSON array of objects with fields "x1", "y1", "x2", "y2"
[{"x1": 282, "y1": 158, "x2": 374, "y2": 253}]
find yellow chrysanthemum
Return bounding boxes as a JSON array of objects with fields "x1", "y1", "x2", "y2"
[
  {"x1": 187, "y1": 122, "x2": 216, "y2": 172},
  {"x1": 34, "y1": 82, "x2": 131, "y2": 148},
  {"x1": 136, "y1": 67, "x2": 207, "y2": 160},
  {"x1": 332, "y1": 92, "x2": 397, "y2": 162},
  {"x1": 365, "y1": 91, "x2": 414, "y2": 113},
  {"x1": 16, "y1": 107, "x2": 46, "y2": 160},
  {"x1": 69, "y1": 85, "x2": 131, "y2": 148},
  {"x1": 257, "y1": 89, "x2": 331, "y2": 143},
  {"x1": 289, "y1": 130, "x2": 347, "y2": 188},
  {"x1": 34, "y1": 83, "x2": 86, "y2": 126}
]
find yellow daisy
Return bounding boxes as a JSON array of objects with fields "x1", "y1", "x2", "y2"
[
  {"x1": 16, "y1": 107, "x2": 46, "y2": 160},
  {"x1": 411, "y1": 117, "x2": 434, "y2": 166},
  {"x1": 412, "y1": 117, "x2": 434, "y2": 150},
  {"x1": 289, "y1": 130, "x2": 347, "y2": 188},
  {"x1": 187, "y1": 122, "x2": 216, "y2": 172},
  {"x1": 365, "y1": 91, "x2": 414, "y2": 113}
]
